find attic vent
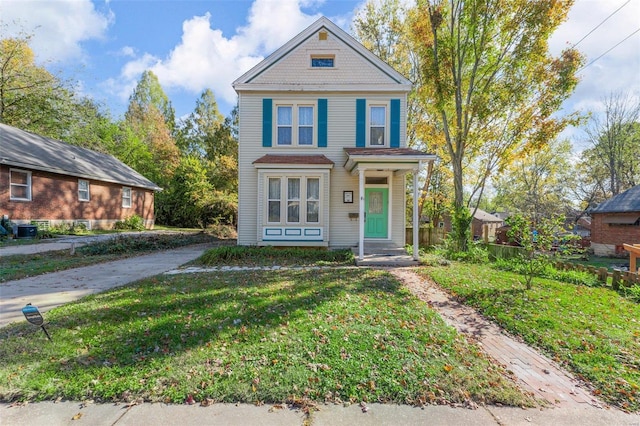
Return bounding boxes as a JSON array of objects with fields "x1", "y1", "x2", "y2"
[{"x1": 319, "y1": 31, "x2": 327, "y2": 41}]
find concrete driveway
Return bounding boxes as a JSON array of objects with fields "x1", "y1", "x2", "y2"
[{"x1": 0, "y1": 244, "x2": 211, "y2": 327}]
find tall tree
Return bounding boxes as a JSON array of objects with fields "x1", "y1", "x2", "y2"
[
  {"x1": 408, "y1": 0, "x2": 583, "y2": 251},
  {"x1": 126, "y1": 70, "x2": 175, "y2": 132},
  {"x1": 0, "y1": 36, "x2": 104, "y2": 142},
  {"x1": 176, "y1": 88, "x2": 225, "y2": 157},
  {"x1": 125, "y1": 72, "x2": 180, "y2": 188},
  {"x1": 493, "y1": 138, "x2": 575, "y2": 220},
  {"x1": 580, "y1": 92, "x2": 640, "y2": 201}
]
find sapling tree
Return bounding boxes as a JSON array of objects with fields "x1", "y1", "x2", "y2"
[{"x1": 506, "y1": 214, "x2": 577, "y2": 290}]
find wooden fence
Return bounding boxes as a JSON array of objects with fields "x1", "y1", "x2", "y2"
[
  {"x1": 405, "y1": 227, "x2": 446, "y2": 247},
  {"x1": 554, "y1": 261, "x2": 640, "y2": 290},
  {"x1": 485, "y1": 243, "x2": 639, "y2": 289}
]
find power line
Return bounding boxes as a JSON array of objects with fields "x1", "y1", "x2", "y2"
[
  {"x1": 579, "y1": 27, "x2": 640, "y2": 72},
  {"x1": 572, "y1": 0, "x2": 632, "y2": 48}
]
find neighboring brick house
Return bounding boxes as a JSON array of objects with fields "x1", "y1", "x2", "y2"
[
  {"x1": 232, "y1": 17, "x2": 437, "y2": 260},
  {"x1": 1, "y1": 123, "x2": 161, "y2": 230},
  {"x1": 588, "y1": 185, "x2": 640, "y2": 256}
]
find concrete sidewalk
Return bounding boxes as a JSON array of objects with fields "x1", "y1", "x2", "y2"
[
  {"x1": 0, "y1": 244, "x2": 210, "y2": 327},
  {"x1": 1, "y1": 400, "x2": 637, "y2": 426}
]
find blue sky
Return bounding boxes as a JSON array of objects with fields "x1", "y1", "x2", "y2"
[{"x1": 2, "y1": 0, "x2": 639, "y2": 149}]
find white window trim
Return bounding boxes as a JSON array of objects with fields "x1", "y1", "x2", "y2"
[
  {"x1": 9, "y1": 168, "x2": 32, "y2": 201},
  {"x1": 122, "y1": 187, "x2": 132, "y2": 208},
  {"x1": 264, "y1": 173, "x2": 324, "y2": 226},
  {"x1": 274, "y1": 101, "x2": 317, "y2": 147},
  {"x1": 367, "y1": 101, "x2": 390, "y2": 147},
  {"x1": 78, "y1": 179, "x2": 90, "y2": 202}
]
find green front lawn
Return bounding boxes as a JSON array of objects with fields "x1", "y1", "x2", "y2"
[
  {"x1": 0, "y1": 268, "x2": 533, "y2": 408},
  {"x1": 416, "y1": 263, "x2": 640, "y2": 412}
]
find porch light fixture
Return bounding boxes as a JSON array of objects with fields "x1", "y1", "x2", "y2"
[{"x1": 343, "y1": 191, "x2": 353, "y2": 203}]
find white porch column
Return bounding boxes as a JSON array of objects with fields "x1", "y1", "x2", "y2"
[
  {"x1": 359, "y1": 168, "x2": 365, "y2": 261},
  {"x1": 413, "y1": 169, "x2": 419, "y2": 260}
]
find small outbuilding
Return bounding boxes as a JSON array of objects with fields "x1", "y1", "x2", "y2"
[
  {"x1": 0, "y1": 123, "x2": 161, "y2": 230},
  {"x1": 588, "y1": 185, "x2": 640, "y2": 256}
]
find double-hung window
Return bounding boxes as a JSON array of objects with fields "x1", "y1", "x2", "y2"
[
  {"x1": 10, "y1": 169, "x2": 31, "y2": 201},
  {"x1": 78, "y1": 179, "x2": 90, "y2": 201},
  {"x1": 122, "y1": 187, "x2": 132, "y2": 208},
  {"x1": 306, "y1": 178, "x2": 320, "y2": 223},
  {"x1": 276, "y1": 103, "x2": 315, "y2": 146},
  {"x1": 369, "y1": 105, "x2": 386, "y2": 146},
  {"x1": 287, "y1": 178, "x2": 301, "y2": 223},
  {"x1": 268, "y1": 178, "x2": 281, "y2": 223}
]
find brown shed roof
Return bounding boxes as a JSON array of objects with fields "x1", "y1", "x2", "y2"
[{"x1": 253, "y1": 154, "x2": 335, "y2": 165}]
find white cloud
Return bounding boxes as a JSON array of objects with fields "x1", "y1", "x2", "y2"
[
  {"x1": 550, "y1": 0, "x2": 640, "y2": 115},
  {"x1": 107, "y1": 0, "x2": 324, "y2": 105},
  {"x1": 0, "y1": 0, "x2": 113, "y2": 63}
]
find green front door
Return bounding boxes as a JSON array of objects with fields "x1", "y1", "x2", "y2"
[{"x1": 365, "y1": 188, "x2": 388, "y2": 238}]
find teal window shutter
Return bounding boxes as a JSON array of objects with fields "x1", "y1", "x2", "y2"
[
  {"x1": 262, "y1": 98, "x2": 272, "y2": 147},
  {"x1": 356, "y1": 99, "x2": 366, "y2": 147},
  {"x1": 390, "y1": 99, "x2": 400, "y2": 148},
  {"x1": 318, "y1": 99, "x2": 327, "y2": 147}
]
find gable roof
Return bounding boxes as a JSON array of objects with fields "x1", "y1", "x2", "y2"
[
  {"x1": 0, "y1": 123, "x2": 161, "y2": 191},
  {"x1": 473, "y1": 208, "x2": 503, "y2": 223},
  {"x1": 233, "y1": 16, "x2": 411, "y2": 91},
  {"x1": 589, "y1": 185, "x2": 640, "y2": 213}
]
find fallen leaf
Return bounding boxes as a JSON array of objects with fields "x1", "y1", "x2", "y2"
[{"x1": 72, "y1": 413, "x2": 83, "y2": 420}]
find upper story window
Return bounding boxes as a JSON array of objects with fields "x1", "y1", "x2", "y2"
[
  {"x1": 10, "y1": 169, "x2": 31, "y2": 201},
  {"x1": 311, "y1": 56, "x2": 334, "y2": 68},
  {"x1": 369, "y1": 105, "x2": 387, "y2": 146},
  {"x1": 78, "y1": 179, "x2": 90, "y2": 201},
  {"x1": 276, "y1": 103, "x2": 315, "y2": 146},
  {"x1": 122, "y1": 187, "x2": 132, "y2": 208}
]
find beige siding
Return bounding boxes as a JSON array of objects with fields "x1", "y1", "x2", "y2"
[
  {"x1": 251, "y1": 31, "x2": 398, "y2": 87},
  {"x1": 238, "y1": 91, "x2": 409, "y2": 247}
]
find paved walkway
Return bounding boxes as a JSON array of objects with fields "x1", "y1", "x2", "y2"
[
  {"x1": 388, "y1": 268, "x2": 600, "y2": 409},
  {"x1": 0, "y1": 244, "x2": 211, "y2": 327}
]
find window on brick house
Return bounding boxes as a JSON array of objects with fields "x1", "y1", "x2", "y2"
[
  {"x1": 122, "y1": 187, "x2": 132, "y2": 208},
  {"x1": 10, "y1": 169, "x2": 31, "y2": 201},
  {"x1": 78, "y1": 179, "x2": 90, "y2": 201}
]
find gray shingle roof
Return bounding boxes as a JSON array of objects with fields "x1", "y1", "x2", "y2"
[
  {"x1": 0, "y1": 123, "x2": 161, "y2": 191},
  {"x1": 473, "y1": 208, "x2": 503, "y2": 223},
  {"x1": 589, "y1": 185, "x2": 640, "y2": 213}
]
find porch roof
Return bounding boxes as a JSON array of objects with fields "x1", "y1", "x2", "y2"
[
  {"x1": 343, "y1": 147, "x2": 437, "y2": 174},
  {"x1": 253, "y1": 154, "x2": 335, "y2": 169}
]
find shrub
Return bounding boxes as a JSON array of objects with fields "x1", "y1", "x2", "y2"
[
  {"x1": 198, "y1": 246, "x2": 354, "y2": 266},
  {"x1": 436, "y1": 236, "x2": 489, "y2": 264},
  {"x1": 113, "y1": 215, "x2": 145, "y2": 231}
]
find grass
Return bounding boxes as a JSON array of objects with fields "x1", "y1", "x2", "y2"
[
  {"x1": 0, "y1": 268, "x2": 534, "y2": 408},
  {"x1": 0, "y1": 233, "x2": 220, "y2": 283},
  {"x1": 415, "y1": 262, "x2": 640, "y2": 412}
]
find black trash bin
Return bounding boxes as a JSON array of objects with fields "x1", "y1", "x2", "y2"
[{"x1": 17, "y1": 225, "x2": 38, "y2": 239}]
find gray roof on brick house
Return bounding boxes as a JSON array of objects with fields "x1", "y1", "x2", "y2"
[
  {"x1": 589, "y1": 185, "x2": 640, "y2": 213},
  {"x1": 0, "y1": 123, "x2": 161, "y2": 191}
]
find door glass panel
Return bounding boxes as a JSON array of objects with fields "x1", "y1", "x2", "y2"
[{"x1": 368, "y1": 191, "x2": 383, "y2": 214}]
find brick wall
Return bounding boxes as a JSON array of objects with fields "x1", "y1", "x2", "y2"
[
  {"x1": 591, "y1": 212, "x2": 640, "y2": 256},
  {"x1": 1, "y1": 165, "x2": 155, "y2": 229}
]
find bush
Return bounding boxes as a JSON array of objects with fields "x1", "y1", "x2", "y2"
[
  {"x1": 435, "y1": 236, "x2": 489, "y2": 264},
  {"x1": 198, "y1": 246, "x2": 354, "y2": 266},
  {"x1": 113, "y1": 215, "x2": 145, "y2": 231},
  {"x1": 79, "y1": 233, "x2": 212, "y2": 256}
]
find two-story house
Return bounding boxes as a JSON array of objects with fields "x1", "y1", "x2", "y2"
[{"x1": 233, "y1": 17, "x2": 436, "y2": 261}]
